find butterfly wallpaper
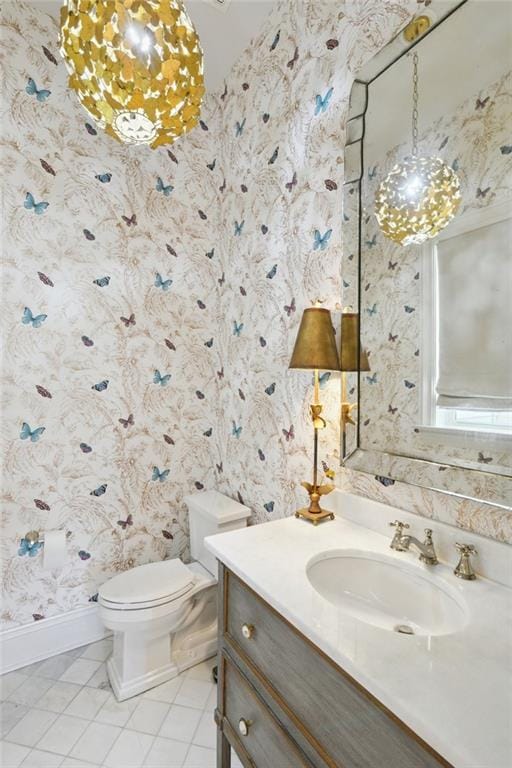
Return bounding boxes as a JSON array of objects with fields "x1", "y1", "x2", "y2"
[
  {"x1": 0, "y1": 1, "x2": 221, "y2": 627},
  {"x1": 1, "y1": 0, "x2": 510, "y2": 630}
]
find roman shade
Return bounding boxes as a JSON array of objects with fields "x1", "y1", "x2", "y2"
[{"x1": 436, "y1": 216, "x2": 512, "y2": 410}]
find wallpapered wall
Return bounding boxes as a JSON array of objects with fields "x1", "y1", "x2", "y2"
[
  {"x1": 0, "y1": 1, "x2": 222, "y2": 628},
  {"x1": 209, "y1": 0, "x2": 512, "y2": 544},
  {"x1": 2, "y1": 0, "x2": 511, "y2": 629}
]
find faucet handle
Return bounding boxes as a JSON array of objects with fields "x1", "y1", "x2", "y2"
[
  {"x1": 455, "y1": 543, "x2": 477, "y2": 556},
  {"x1": 389, "y1": 520, "x2": 409, "y2": 551},
  {"x1": 389, "y1": 520, "x2": 409, "y2": 533},
  {"x1": 424, "y1": 528, "x2": 433, "y2": 543},
  {"x1": 454, "y1": 543, "x2": 478, "y2": 580}
]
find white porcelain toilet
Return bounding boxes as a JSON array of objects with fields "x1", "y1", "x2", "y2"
[{"x1": 99, "y1": 490, "x2": 251, "y2": 700}]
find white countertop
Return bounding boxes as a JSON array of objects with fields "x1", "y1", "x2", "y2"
[{"x1": 205, "y1": 497, "x2": 512, "y2": 768}]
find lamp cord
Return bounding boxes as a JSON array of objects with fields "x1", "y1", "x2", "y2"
[{"x1": 412, "y1": 51, "x2": 419, "y2": 156}]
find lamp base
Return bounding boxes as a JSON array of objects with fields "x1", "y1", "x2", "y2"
[{"x1": 294, "y1": 507, "x2": 335, "y2": 525}]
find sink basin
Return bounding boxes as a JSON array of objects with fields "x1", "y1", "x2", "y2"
[{"x1": 307, "y1": 549, "x2": 467, "y2": 636}]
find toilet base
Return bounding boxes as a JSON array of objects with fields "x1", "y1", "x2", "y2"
[
  {"x1": 107, "y1": 632, "x2": 217, "y2": 700},
  {"x1": 104, "y1": 579, "x2": 219, "y2": 701}
]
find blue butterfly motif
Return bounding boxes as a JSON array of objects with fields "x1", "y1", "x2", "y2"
[
  {"x1": 268, "y1": 147, "x2": 279, "y2": 165},
  {"x1": 92, "y1": 380, "x2": 109, "y2": 392},
  {"x1": 259, "y1": 336, "x2": 266, "y2": 347},
  {"x1": 258, "y1": 448, "x2": 265, "y2": 461},
  {"x1": 375, "y1": 475, "x2": 395, "y2": 487},
  {"x1": 22, "y1": 307, "x2": 47, "y2": 328},
  {"x1": 366, "y1": 235, "x2": 377, "y2": 249},
  {"x1": 313, "y1": 371, "x2": 331, "y2": 388},
  {"x1": 404, "y1": 379, "x2": 416, "y2": 389},
  {"x1": 18, "y1": 537, "x2": 43, "y2": 558},
  {"x1": 235, "y1": 119, "x2": 246, "y2": 137},
  {"x1": 156, "y1": 177, "x2": 173, "y2": 196},
  {"x1": 95, "y1": 173, "x2": 112, "y2": 183},
  {"x1": 266, "y1": 264, "x2": 277, "y2": 279},
  {"x1": 343, "y1": 279, "x2": 350, "y2": 288},
  {"x1": 270, "y1": 30, "x2": 280, "y2": 51},
  {"x1": 366, "y1": 373, "x2": 378, "y2": 384},
  {"x1": 314, "y1": 87, "x2": 333, "y2": 116},
  {"x1": 233, "y1": 321, "x2": 244, "y2": 337},
  {"x1": 368, "y1": 165, "x2": 378, "y2": 179},
  {"x1": 500, "y1": 145, "x2": 512, "y2": 155},
  {"x1": 204, "y1": 338, "x2": 213, "y2": 348},
  {"x1": 25, "y1": 77, "x2": 51, "y2": 102},
  {"x1": 20, "y1": 422, "x2": 45, "y2": 442},
  {"x1": 155, "y1": 273, "x2": 172, "y2": 291},
  {"x1": 93, "y1": 276, "x2": 110, "y2": 287},
  {"x1": 264, "y1": 501, "x2": 275, "y2": 513},
  {"x1": 154, "y1": 369, "x2": 171, "y2": 386},
  {"x1": 313, "y1": 229, "x2": 332, "y2": 251},
  {"x1": 366, "y1": 303, "x2": 377, "y2": 316},
  {"x1": 90, "y1": 484, "x2": 107, "y2": 496},
  {"x1": 232, "y1": 421, "x2": 242, "y2": 439},
  {"x1": 404, "y1": 305, "x2": 415, "y2": 314},
  {"x1": 234, "y1": 220, "x2": 244, "y2": 236},
  {"x1": 152, "y1": 466, "x2": 170, "y2": 482},
  {"x1": 24, "y1": 192, "x2": 49, "y2": 215},
  {"x1": 78, "y1": 550, "x2": 91, "y2": 560},
  {"x1": 265, "y1": 383, "x2": 275, "y2": 396},
  {"x1": 206, "y1": 248, "x2": 215, "y2": 259}
]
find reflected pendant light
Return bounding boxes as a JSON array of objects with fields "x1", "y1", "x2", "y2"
[
  {"x1": 375, "y1": 52, "x2": 461, "y2": 246},
  {"x1": 59, "y1": 0, "x2": 204, "y2": 148}
]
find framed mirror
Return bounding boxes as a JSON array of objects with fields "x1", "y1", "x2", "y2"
[{"x1": 341, "y1": 0, "x2": 512, "y2": 508}]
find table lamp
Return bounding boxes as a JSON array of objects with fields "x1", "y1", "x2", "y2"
[
  {"x1": 289, "y1": 307, "x2": 341, "y2": 525},
  {"x1": 340, "y1": 312, "x2": 370, "y2": 458}
]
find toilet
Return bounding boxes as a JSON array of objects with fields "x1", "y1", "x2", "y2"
[{"x1": 99, "y1": 490, "x2": 251, "y2": 700}]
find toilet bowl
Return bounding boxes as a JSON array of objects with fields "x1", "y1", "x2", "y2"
[{"x1": 99, "y1": 490, "x2": 250, "y2": 700}]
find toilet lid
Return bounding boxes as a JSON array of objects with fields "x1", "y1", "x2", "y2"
[{"x1": 99, "y1": 559, "x2": 194, "y2": 606}]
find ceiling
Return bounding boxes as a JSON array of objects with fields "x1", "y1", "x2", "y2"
[
  {"x1": 25, "y1": 0, "x2": 276, "y2": 93},
  {"x1": 365, "y1": 1, "x2": 512, "y2": 163}
]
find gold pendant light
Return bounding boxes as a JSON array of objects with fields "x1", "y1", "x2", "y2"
[
  {"x1": 59, "y1": 0, "x2": 204, "y2": 148},
  {"x1": 375, "y1": 52, "x2": 461, "y2": 246}
]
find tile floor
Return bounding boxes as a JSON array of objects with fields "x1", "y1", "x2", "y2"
[{"x1": 0, "y1": 639, "x2": 243, "y2": 768}]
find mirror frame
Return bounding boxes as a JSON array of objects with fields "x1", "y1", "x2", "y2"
[{"x1": 341, "y1": 0, "x2": 512, "y2": 509}]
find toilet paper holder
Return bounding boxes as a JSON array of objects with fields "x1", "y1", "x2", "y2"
[
  {"x1": 18, "y1": 530, "x2": 45, "y2": 558},
  {"x1": 25, "y1": 530, "x2": 45, "y2": 545}
]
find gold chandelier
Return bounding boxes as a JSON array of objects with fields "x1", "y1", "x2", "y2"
[
  {"x1": 59, "y1": 0, "x2": 204, "y2": 148},
  {"x1": 375, "y1": 52, "x2": 461, "y2": 246}
]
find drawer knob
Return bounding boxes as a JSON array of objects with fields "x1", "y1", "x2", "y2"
[
  {"x1": 241, "y1": 623, "x2": 255, "y2": 640},
  {"x1": 238, "y1": 718, "x2": 251, "y2": 736}
]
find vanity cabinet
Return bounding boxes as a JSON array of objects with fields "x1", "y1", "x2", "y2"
[{"x1": 215, "y1": 566, "x2": 452, "y2": 768}]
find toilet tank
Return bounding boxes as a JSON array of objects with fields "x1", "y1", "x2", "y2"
[{"x1": 184, "y1": 490, "x2": 251, "y2": 576}]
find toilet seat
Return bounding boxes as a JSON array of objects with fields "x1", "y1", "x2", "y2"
[{"x1": 99, "y1": 559, "x2": 194, "y2": 611}]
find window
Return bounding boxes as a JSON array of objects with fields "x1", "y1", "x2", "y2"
[{"x1": 421, "y1": 201, "x2": 512, "y2": 436}]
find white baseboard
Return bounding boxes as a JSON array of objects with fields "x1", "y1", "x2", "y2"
[{"x1": 0, "y1": 605, "x2": 110, "y2": 674}]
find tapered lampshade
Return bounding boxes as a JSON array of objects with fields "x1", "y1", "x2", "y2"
[
  {"x1": 340, "y1": 313, "x2": 370, "y2": 372},
  {"x1": 289, "y1": 308, "x2": 341, "y2": 371}
]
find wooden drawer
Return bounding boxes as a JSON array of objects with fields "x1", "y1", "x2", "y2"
[
  {"x1": 222, "y1": 653, "x2": 311, "y2": 768},
  {"x1": 224, "y1": 571, "x2": 450, "y2": 768}
]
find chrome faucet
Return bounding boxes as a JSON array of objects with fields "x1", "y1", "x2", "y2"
[{"x1": 389, "y1": 521, "x2": 438, "y2": 566}]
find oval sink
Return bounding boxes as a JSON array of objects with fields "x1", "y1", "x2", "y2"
[{"x1": 307, "y1": 549, "x2": 468, "y2": 636}]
